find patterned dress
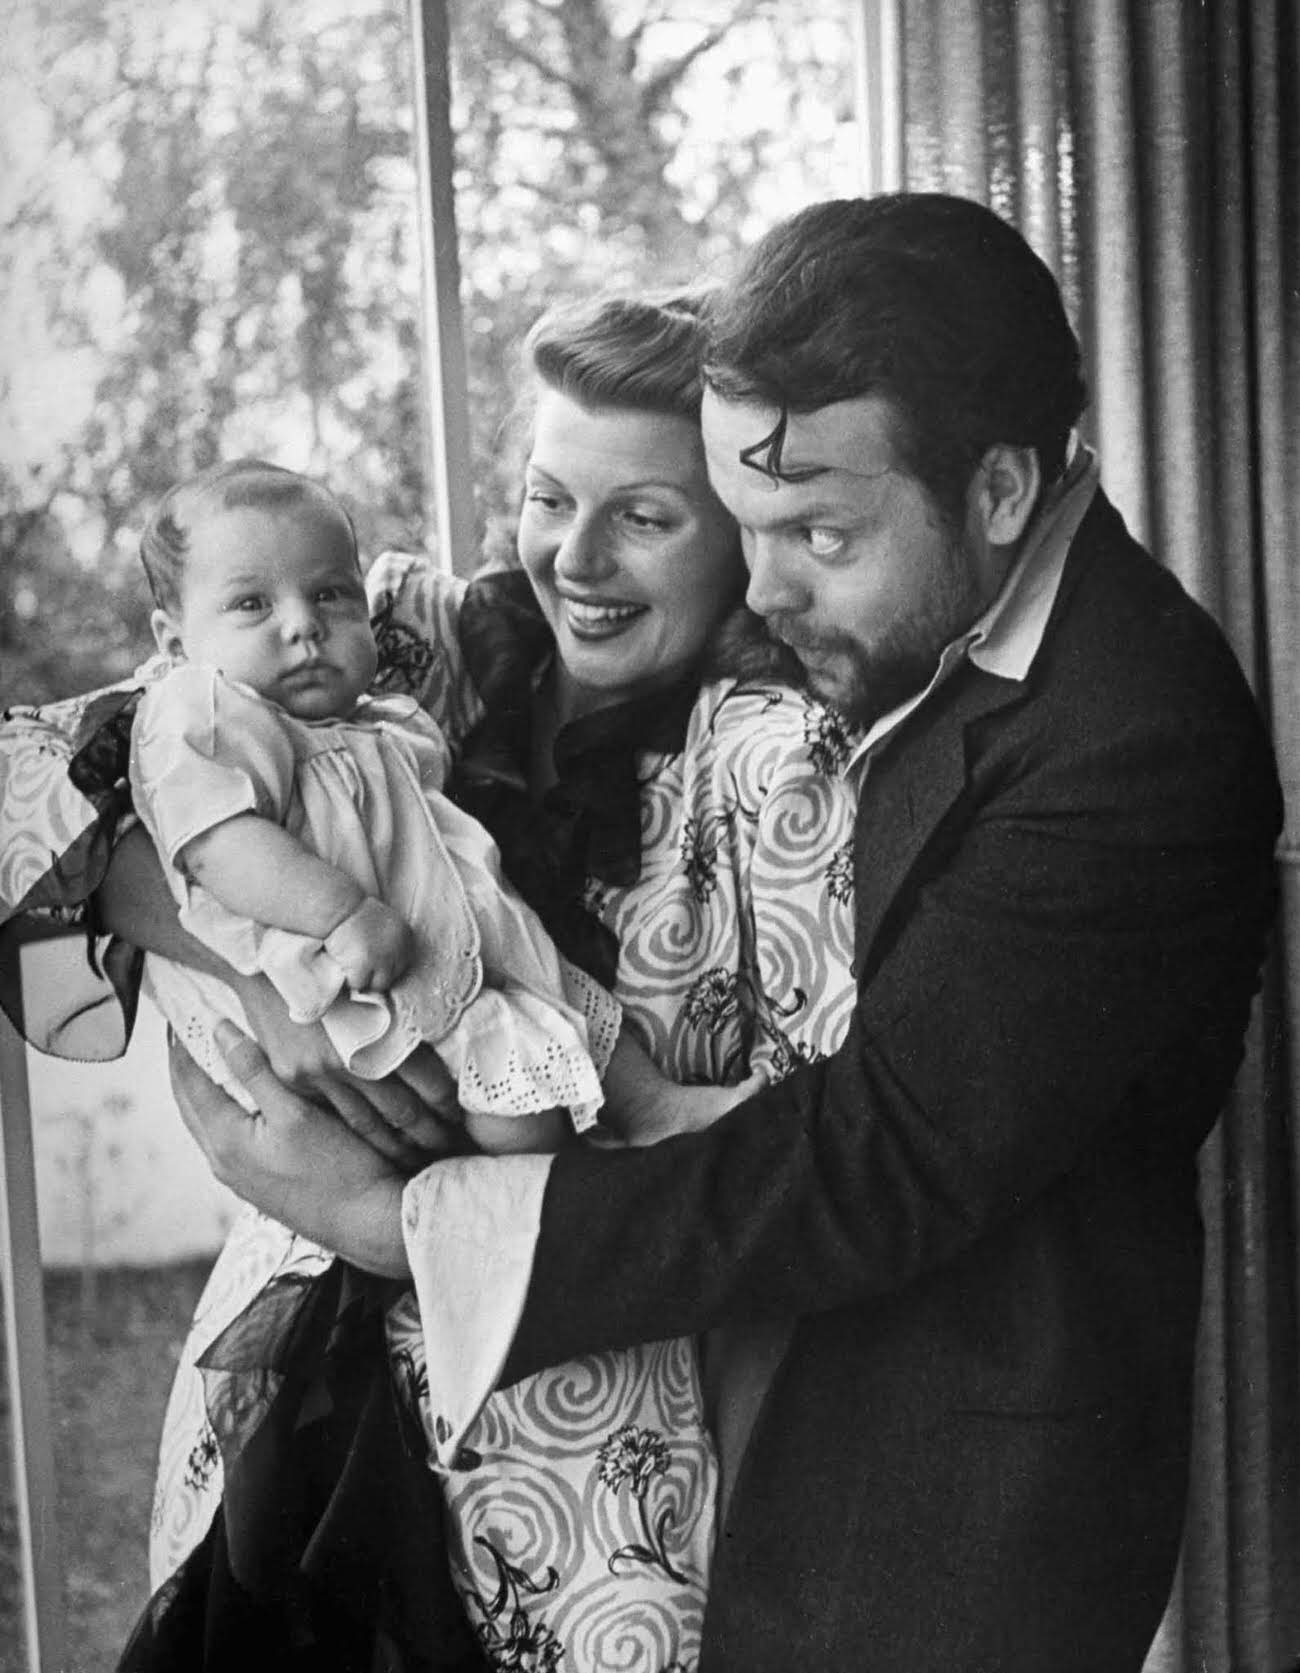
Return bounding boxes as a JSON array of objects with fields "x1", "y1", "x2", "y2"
[{"x1": 0, "y1": 554, "x2": 860, "y2": 1673}]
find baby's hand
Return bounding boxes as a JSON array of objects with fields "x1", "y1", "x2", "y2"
[{"x1": 324, "y1": 898, "x2": 416, "y2": 992}]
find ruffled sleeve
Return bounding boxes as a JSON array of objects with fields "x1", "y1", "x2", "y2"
[
  {"x1": 129, "y1": 666, "x2": 298, "y2": 874},
  {"x1": 366, "y1": 552, "x2": 482, "y2": 748}
]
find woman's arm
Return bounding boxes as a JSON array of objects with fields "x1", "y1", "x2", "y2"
[{"x1": 98, "y1": 821, "x2": 232, "y2": 976}]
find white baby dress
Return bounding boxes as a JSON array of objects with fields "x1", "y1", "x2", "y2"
[{"x1": 129, "y1": 663, "x2": 616, "y2": 1119}]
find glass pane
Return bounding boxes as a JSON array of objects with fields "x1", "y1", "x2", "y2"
[
  {"x1": 448, "y1": 0, "x2": 863, "y2": 561},
  {"x1": 0, "y1": 4, "x2": 863, "y2": 1666},
  {"x1": 0, "y1": 0, "x2": 430, "y2": 709},
  {"x1": 0, "y1": 1, "x2": 426, "y2": 1664}
]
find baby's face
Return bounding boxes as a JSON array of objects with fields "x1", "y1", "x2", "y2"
[{"x1": 157, "y1": 501, "x2": 378, "y2": 721}]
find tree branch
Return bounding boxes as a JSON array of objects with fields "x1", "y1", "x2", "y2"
[
  {"x1": 640, "y1": 1, "x2": 767, "y2": 116},
  {"x1": 486, "y1": 17, "x2": 584, "y2": 98}
]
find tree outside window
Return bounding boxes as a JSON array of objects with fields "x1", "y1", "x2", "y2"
[{"x1": 1, "y1": 0, "x2": 860, "y2": 709}]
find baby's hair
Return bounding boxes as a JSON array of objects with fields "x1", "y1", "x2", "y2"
[{"x1": 140, "y1": 459, "x2": 358, "y2": 613}]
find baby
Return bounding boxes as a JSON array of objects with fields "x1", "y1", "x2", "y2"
[{"x1": 129, "y1": 458, "x2": 682, "y2": 1152}]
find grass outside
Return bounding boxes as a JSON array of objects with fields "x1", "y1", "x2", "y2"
[{"x1": 0, "y1": 1261, "x2": 211, "y2": 1672}]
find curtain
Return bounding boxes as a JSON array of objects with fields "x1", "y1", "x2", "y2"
[{"x1": 858, "y1": 1, "x2": 1300, "y2": 1666}]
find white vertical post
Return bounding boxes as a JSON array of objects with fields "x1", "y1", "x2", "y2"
[
  {"x1": 0, "y1": 940, "x2": 64, "y2": 1673},
  {"x1": 851, "y1": 0, "x2": 905, "y2": 193},
  {"x1": 408, "y1": 0, "x2": 479, "y2": 575}
]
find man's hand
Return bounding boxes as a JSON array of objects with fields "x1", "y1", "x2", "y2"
[
  {"x1": 171, "y1": 1022, "x2": 412, "y2": 1277},
  {"x1": 324, "y1": 897, "x2": 416, "y2": 992},
  {"x1": 234, "y1": 972, "x2": 461, "y2": 1166}
]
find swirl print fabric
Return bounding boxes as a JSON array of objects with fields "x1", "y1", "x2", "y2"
[{"x1": 394, "y1": 1300, "x2": 714, "y2": 1673}]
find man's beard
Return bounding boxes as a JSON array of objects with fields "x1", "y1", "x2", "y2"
[{"x1": 775, "y1": 532, "x2": 988, "y2": 731}]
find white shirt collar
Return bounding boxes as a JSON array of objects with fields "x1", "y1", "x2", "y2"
[{"x1": 845, "y1": 441, "x2": 1100, "y2": 771}]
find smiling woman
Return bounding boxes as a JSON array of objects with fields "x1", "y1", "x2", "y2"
[
  {"x1": 519, "y1": 392, "x2": 743, "y2": 723},
  {"x1": 118, "y1": 288, "x2": 861, "y2": 1669}
]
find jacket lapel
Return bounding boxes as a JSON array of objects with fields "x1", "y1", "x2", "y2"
[
  {"x1": 851, "y1": 665, "x2": 1028, "y2": 977},
  {"x1": 848, "y1": 489, "x2": 1117, "y2": 974}
]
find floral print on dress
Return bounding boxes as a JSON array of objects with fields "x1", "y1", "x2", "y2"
[
  {"x1": 436, "y1": 1333, "x2": 713, "y2": 1673},
  {"x1": 183, "y1": 1424, "x2": 221, "y2": 1494},
  {"x1": 369, "y1": 588, "x2": 439, "y2": 698},
  {"x1": 679, "y1": 809, "x2": 731, "y2": 905},
  {"x1": 599, "y1": 1425, "x2": 689, "y2": 1585},
  {"x1": 804, "y1": 702, "x2": 854, "y2": 776},
  {"x1": 683, "y1": 968, "x2": 740, "y2": 1030},
  {"x1": 828, "y1": 838, "x2": 855, "y2": 904},
  {"x1": 464, "y1": 1540, "x2": 563, "y2": 1672}
]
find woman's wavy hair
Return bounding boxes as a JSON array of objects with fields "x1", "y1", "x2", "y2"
[
  {"x1": 140, "y1": 460, "x2": 357, "y2": 613},
  {"x1": 702, "y1": 193, "x2": 1088, "y2": 527},
  {"x1": 521, "y1": 289, "x2": 712, "y2": 421}
]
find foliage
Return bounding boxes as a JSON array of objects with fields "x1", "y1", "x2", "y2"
[{"x1": 1, "y1": 0, "x2": 856, "y2": 705}]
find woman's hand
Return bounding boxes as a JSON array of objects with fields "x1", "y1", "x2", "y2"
[
  {"x1": 615, "y1": 1067, "x2": 768, "y2": 1146},
  {"x1": 601, "y1": 1023, "x2": 768, "y2": 1145},
  {"x1": 234, "y1": 972, "x2": 461, "y2": 1167},
  {"x1": 171, "y1": 1021, "x2": 413, "y2": 1277}
]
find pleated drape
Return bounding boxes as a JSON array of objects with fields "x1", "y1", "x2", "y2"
[{"x1": 858, "y1": 1, "x2": 1300, "y2": 1665}]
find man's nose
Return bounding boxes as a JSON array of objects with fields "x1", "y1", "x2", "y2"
[
  {"x1": 744, "y1": 535, "x2": 803, "y2": 620},
  {"x1": 554, "y1": 515, "x2": 614, "y2": 582}
]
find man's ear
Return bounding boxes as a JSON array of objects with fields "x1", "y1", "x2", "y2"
[
  {"x1": 974, "y1": 445, "x2": 1041, "y2": 547},
  {"x1": 151, "y1": 608, "x2": 185, "y2": 661}
]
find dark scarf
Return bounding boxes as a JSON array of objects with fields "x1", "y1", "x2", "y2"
[
  {"x1": 453, "y1": 569, "x2": 699, "y2": 989},
  {"x1": 118, "y1": 1264, "x2": 485, "y2": 1673}
]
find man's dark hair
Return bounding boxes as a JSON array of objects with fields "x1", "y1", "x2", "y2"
[{"x1": 702, "y1": 193, "x2": 1088, "y2": 524}]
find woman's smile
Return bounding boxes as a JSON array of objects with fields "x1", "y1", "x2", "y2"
[{"x1": 560, "y1": 594, "x2": 647, "y2": 635}]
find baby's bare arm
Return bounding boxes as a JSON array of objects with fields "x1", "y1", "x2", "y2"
[
  {"x1": 182, "y1": 814, "x2": 365, "y2": 935},
  {"x1": 181, "y1": 815, "x2": 414, "y2": 990}
]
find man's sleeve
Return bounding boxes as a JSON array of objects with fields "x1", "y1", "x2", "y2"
[{"x1": 502, "y1": 665, "x2": 1282, "y2": 1382}]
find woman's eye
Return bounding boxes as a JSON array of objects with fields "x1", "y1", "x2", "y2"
[
  {"x1": 621, "y1": 509, "x2": 669, "y2": 533},
  {"x1": 804, "y1": 527, "x2": 844, "y2": 558},
  {"x1": 228, "y1": 595, "x2": 266, "y2": 612},
  {"x1": 525, "y1": 488, "x2": 566, "y2": 514}
]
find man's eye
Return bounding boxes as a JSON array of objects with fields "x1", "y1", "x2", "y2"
[
  {"x1": 804, "y1": 527, "x2": 844, "y2": 557},
  {"x1": 229, "y1": 595, "x2": 266, "y2": 612}
]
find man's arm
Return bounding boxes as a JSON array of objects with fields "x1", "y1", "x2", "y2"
[{"x1": 502, "y1": 655, "x2": 1282, "y2": 1380}]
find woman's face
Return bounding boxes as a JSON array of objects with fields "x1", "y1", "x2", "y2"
[{"x1": 517, "y1": 387, "x2": 744, "y2": 719}]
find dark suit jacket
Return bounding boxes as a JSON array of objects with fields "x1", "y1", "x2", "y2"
[{"x1": 502, "y1": 491, "x2": 1283, "y2": 1671}]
